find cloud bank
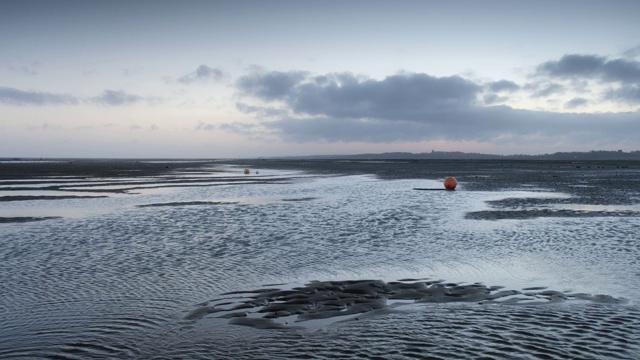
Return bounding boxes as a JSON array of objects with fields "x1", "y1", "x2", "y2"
[
  {"x1": 0, "y1": 87, "x2": 152, "y2": 106},
  {"x1": 233, "y1": 63, "x2": 640, "y2": 146},
  {"x1": 536, "y1": 53, "x2": 640, "y2": 104},
  {"x1": 4, "y1": 48, "x2": 640, "y2": 152},
  {"x1": 237, "y1": 71, "x2": 480, "y2": 119},
  {"x1": 537, "y1": 54, "x2": 640, "y2": 84}
]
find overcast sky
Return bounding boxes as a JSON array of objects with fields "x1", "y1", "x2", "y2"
[{"x1": 1, "y1": 0, "x2": 639, "y2": 158}]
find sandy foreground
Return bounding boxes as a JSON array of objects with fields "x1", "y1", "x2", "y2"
[{"x1": 1, "y1": 158, "x2": 640, "y2": 358}]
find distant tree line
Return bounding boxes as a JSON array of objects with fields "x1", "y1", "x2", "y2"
[{"x1": 297, "y1": 150, "x2": 640, "y2": 160}]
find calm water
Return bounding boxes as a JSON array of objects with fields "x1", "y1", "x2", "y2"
[{"x1": 1, "y1": 162, "x2": 639, "y2": 359}]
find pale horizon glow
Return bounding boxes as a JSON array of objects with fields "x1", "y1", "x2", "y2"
[{"x1": 1, "y1": 0, "x2": 640, "y2": 158}]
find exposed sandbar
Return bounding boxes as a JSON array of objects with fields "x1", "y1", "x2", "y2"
[
  {"x1": 0, "y1": 195, "x2": 108, "y2": 202},
  {"x1": 186, "y1": 278, "x2": 627, "y2": 330},
  {"x1": 0, "y1": 216, "x2": 62, "y2": 223},
  {"x1": 0, "y1": 159, "x2": 217, "y2": 180}
]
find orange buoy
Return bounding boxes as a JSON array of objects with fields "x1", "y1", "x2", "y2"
[
  {"x1": 443, "y1": 176, "x2": 457, "y2": 190},
  {"x1": 243, "y1": 169, "x2": 250, "y2": 174}
]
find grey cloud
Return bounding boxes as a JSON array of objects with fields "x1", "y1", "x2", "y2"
[
  {"x1": 537, "y1": 54, "x2": 606, "y2": 77},
  {"x1": 129, "y1": 123, "x2": 164, "y2": 132},
  {"x1": 264, "y1": 117, "x2": 427, "y2": 143},
  {"x1": 178, "y1": 65, "x2": 224, "y2": 84},
  {"x1": 237, "y1": 71, "x2": 481, "y2": 121},
  {"x1": 236, "y1": 70, "x2": 307, "y2": 100},
  {"x1": 564, "y1": 97, "x2": 588, "y2": 109},
  {"x1": 265, "y1": 107, "x2": 509, "y2": 143},
  {"x1": 537, "y1": 54, "x2": 640, "y2": 84},
  {"x1": 6, "y1": 60, "x2": 41, "y2": 76},
  {"x1": 487, "y1": 80, "x2": 520, "y2": 92},
  {"x1": 0, "y1": 86, "x2": 78, "y2": 105},
  {"x1": 235, "y1": 69, "x2": 640, "y2": 147},
  {"x1": 195, "y1": 122, "x2": 215, "y2": 131},
  {"x1": 219, "y1": 122, "x2": 257, "y2": 135},
  {"x1": 524, "y1": 82, "x2": 565, "y2": 98},
  {"x1": 196, "y1": 65, "x2": 222, "y2": 78},
  {"x1": 28, "y1": 123, "x2": 63, "y2": 130},
  {"x1": 123, "y1": 68, "x2": 140, "y2": 77},
  {"x1": 0, "y1": 86, "x2": 157, "y2": 106},
  {"x1": 605, "y1": 85, "x2": 640, "y2": 104},
  {"x1": 483, "y1": 94, "x2": 509, "y2": 104},
  {"x1": 7, "y1": 65, "x2": 38, "y2": 76},
  {"x1": 263, "y1": 107, "x2": 640, "y2": 146},
  {"x1": 623, "y1": 45, "x2": 640, "y2": 58},
  {"x1": 236, "y1": 102, "x2": 289, "y2": 118},
  {"x1": 601, "y1": 59, "x2": 640, "y2": 83},
  {"x1": 533, "y1": 83, "x2": 565, "y2": 98},
  {"x1": 236, "y1": 102, "x2": 261, "y2": 114},
  {"x1": 91, "y1": 90, "x2": 143, "y2": 105},
  {"x1": 293, "y1": 73, "x2": 480, "y2": 119}
]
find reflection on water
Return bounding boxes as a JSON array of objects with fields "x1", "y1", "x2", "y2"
[{"x1": 1, "y1": 164, "x2": 639, "y2": 359}]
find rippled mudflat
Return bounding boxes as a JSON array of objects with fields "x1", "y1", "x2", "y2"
[{"x1": 1, "y1": 159, "x2": 639, "y2": 359}]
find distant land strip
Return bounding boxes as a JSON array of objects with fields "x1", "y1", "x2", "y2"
[
  {"x1": 3, "y1": 150, "x2": 640, "y2": 161},
  {"x1": 275, "y1": 150, "x2": 640, "y2": 161}
]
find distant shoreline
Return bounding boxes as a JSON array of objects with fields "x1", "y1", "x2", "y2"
[
  {"x1": 3, "y1": 149, "x2": 640, "y2": 161},
  {"x1": 275, "y1": 149, "x2": 640, "y2": 161}
]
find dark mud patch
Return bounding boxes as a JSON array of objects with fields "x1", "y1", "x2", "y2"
[
  {"x1": 185, "y1": 279, "x2": 627, "y2": 330},
  {"x1": 466, "y1": 209, "x2": 640, "y2": 220},
  {"x1": 220, "y1": 159, "x2": 640, "y2": 204},
  {"x1": 467, "y1": 195, "x2": 640, "y2": 220},
  {"x1": 281, "y1": 197, "x2": 318, "y2": 202},
  {"x1": 0, "y1": 216, "x2": 62, "y2": 223},
  {"x1": 485, "y1": 197, "x2": 572, "y2": 208},
  {"x1": 0, "y1": 195, "x2": 109, "y2": 202},
  {"x1": 137, "y1": 201, "x2": 238, "y2": 208},
  {"x1": 0, "y1": 159, "x2": 217, "y2": 180}
]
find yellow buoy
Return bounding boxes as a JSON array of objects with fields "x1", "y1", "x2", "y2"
[{"x1": 444, "y1": 176, "x2": 457, "y2": 190}]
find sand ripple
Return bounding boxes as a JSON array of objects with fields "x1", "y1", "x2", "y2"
[
  {"x1": 184, "y1": 279, "x2": 628, "y2": 330},
  {"x1": 167, "y1": 301, "x2": 640, "y2": 359},
  {"x1": 2, "y1": 161, "x2": 639, "y2": 359}
]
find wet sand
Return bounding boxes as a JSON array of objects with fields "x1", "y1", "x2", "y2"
[
  {"x1": 221, "y1": 158, "x2": 640, "y2": 219},
  {"x1": 0, "y1": 159, "x2": 214, "y2": 180},
  {"x1": 0, "y1": 159, "x2": 287, "y2": 222},
  {"x1": 185, "y1": 278, "x2": 627, "y2": 331},
  {"x1": 0, "y1": 216, "x2": 62, "y2": 223},
  {"x1": 1, "y1": 158, "x2": 640, "y2": 358},
  {"x1": 2, "y1": 157, "x2": 639, "y2": 237}
]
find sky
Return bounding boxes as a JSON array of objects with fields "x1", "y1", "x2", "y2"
[{"x1": 1, "y1": 0, "x2": 640, "y2": 158}]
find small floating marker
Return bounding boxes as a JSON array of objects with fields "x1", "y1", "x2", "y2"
[
  {"x1": 243, "y1": 169, "x2": 250, "y2": 174},
  {"x1": 444, "y1": 176, "x2": 457, "y2": 190}
]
